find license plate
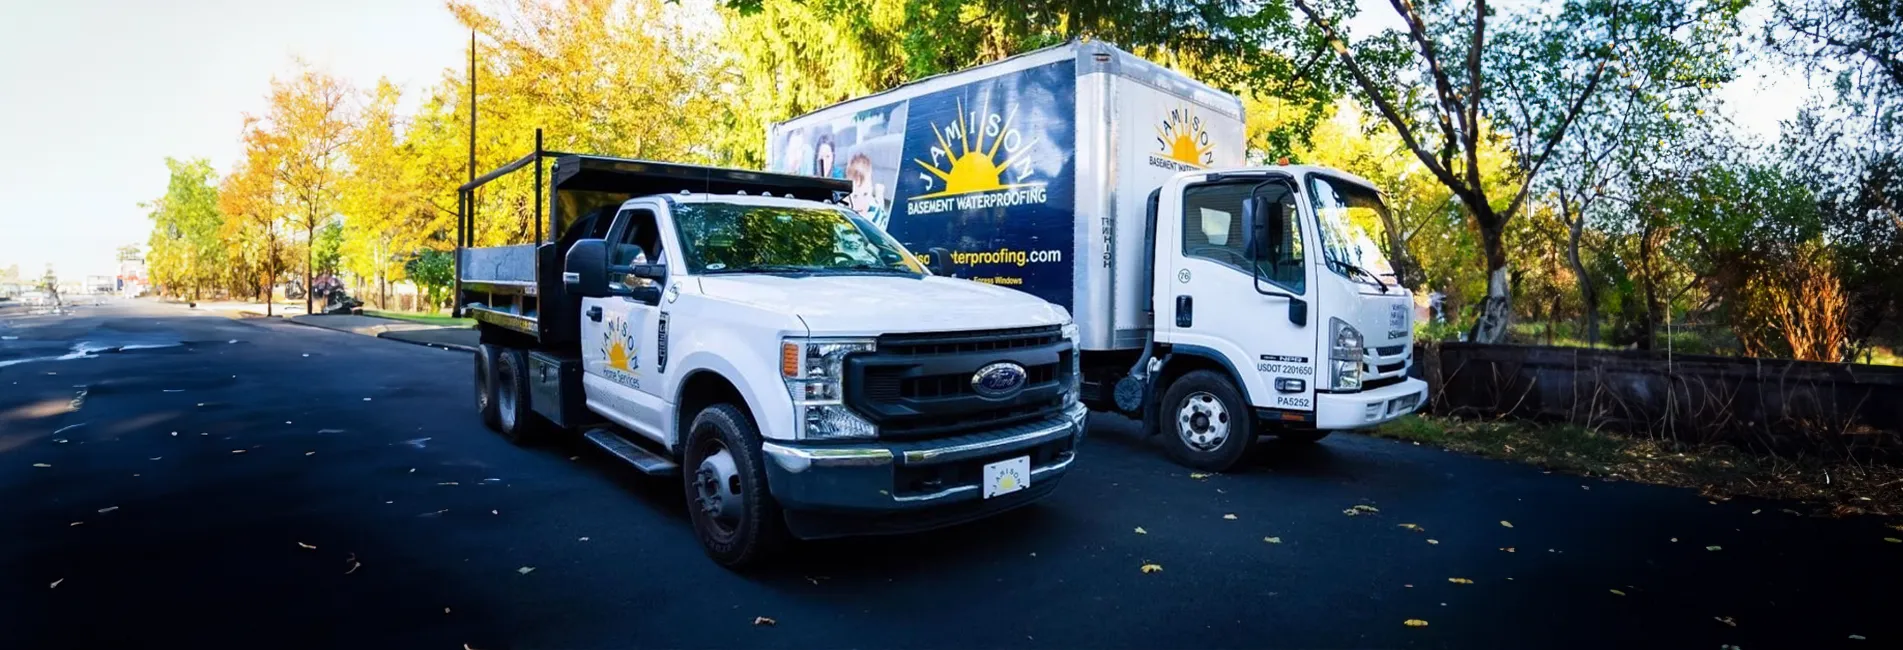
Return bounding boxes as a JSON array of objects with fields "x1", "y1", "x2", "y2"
[{"x1": 982, "y1": 456, "x2": 1031, "y2": 499}]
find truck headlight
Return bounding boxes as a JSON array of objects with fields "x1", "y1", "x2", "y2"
[
  {"x1": 1060, "y1": 321, "x2": 1081, "y2": 407},
  {"x1": 1329, "y1": 317, "x2": 1363, "y2": 391},
  {"x1": 780, "y1": 337, "x2": 878, "y2": 440}
]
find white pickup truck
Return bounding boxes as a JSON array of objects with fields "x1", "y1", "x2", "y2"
[{"x1": 455, "y1": 149, "x2": 1086, "y2": 567}]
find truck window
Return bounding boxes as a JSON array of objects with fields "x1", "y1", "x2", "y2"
[
  {"x1": 671, "y1": 202, "x2": 924, "y2": 276},
  {"x1": 1181, "y1": 181, "x2": 1304, "y2": 293},
  {"x1": 612, "y1": 208, "x2": 664, "y2": 290}
]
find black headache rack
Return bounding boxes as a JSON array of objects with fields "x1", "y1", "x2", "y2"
[{"x1": 454, "y1": 133, "x2": 851, "y2": 346}]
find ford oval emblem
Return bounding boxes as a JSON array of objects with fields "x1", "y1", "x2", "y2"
[{"x1": 972, "y1": 362, "x2": 1028, "y2": 399}]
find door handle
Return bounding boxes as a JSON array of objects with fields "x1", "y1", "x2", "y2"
[{"x1": 586, "y1": 306, "x2": 603, "y2": 322}]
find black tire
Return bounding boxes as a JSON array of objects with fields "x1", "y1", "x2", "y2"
[
  {"x1": 475, "y1": 344, "x2": 501, "y2": 431},
  {"x1": 1159, "y1": 369, "x2": 1257, "y2": 472},
  {"x1": 493, "y1": 347, "x2": 547, "y2": 445},
  {"x1": 682, "y1": 403, "x2": 787, "y2": 568},
  {"x1": 1276, "y1": 429, "x2": 1331, "y2": 443}
]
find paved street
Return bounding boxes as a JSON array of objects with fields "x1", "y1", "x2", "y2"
[{"x1": 2, "y1": 300, "x2": 1898, "y2": 649}]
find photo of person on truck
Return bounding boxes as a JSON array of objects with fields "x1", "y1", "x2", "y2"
[
  {"x1": 812, "y1": 132, "x2": 838, "y2": 178},
  {"x1": 843, "y1": 152, "x2": 890, "y2": 229}
]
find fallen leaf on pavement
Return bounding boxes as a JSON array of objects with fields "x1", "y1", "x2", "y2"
[
  {"x1": 1448, "y1": 578, "x2": 1473, "y2": 584},
  {"x1": 297, "y1": 542, "x2": 316, "y2": 550},
  {"x1": 1671, "y1": 538, "x2": 1679, "y2": 542},
  {"x1": 1706, "y1": 545, "x2": 1722, "y2": 551},
  {"x1": 1398, "y1": 523, "x2": 1422, "y2": 531},
  {"x1": 363, "y1": 398, "x2": 372, "y2": 401},
  {"x1": 1609, "y1": 589, "x2": 1626, "y2": 596},
  {"x1": 579, "y1": 537, "x2": 590, "y2": 541},
  {"x1": 1264, "y1": 537, "x2": 1282, "y2": 544},
  {"x1": 345, "y1": 553, "x2": 361, "y2": 575},
  {"x1": 438, "y1": 482, "x2": 459, "y2": 486},
  {"x1": 1222, "y1": 514, "x2": 1237, "y2": 520},
  {"x1": 1353, "y1": 504, "x2": 1379, "y2": 513},
  {"x1": 1403, "y1": 619, "x2": 1428, "y2": 627},
  {"x1": 149, "y1": 457, "x2": 161, "y2": 461},
  {"x1": 1714, "y1": 616, "x2": 1736, "y2": 627},
  {"x1": 1426, "y1": 539, "x2": 1440, "y2": 545},
  {"x1": 568, "y1": 456, "x2": 580, "y2": 461},
  {"x1": 492, "y1": 510, "x2": 498, "y2": 515},
  {"x1": 69, "y1": 521, "x2": 82, "y2": 526},
  {"x1": 753, "y1": 616, "x2": 776, "y2": 626},
  {"x1": 305, "y1": 452, "x2": 314, "y2": 456},
  {"x1": 1140, "y1": 563, "x2": 1163, "y2": 574},
  {"x1": 1134, "y1": 526, "x2": 1147, "y2": 534},
  {"x1": 1884, "y1": 538, "x2": 1901, "y2": 544},
  {"x1": 49, "y1": 578, "x2": 63, "y2": 589},
  {"x1": 97, "y1": 506, "x2": 118, "y2": 514},
  {"x1": 230, "y1": 450, "x2": 246, "y2": 454},
  {"x1": 517, "y1": 566, "x2": 535, "y2": 575},
  {"x1": 32, "y1": 463, "x2": 50, "y2": 468},
  {"x1": 464, "y1": 644, "x2": 482, "y2": 650},
  {"x1": 1500, "y1": 521, "x2": 1513, "y2": 528},
  {"x1": 1189, "y1": 472, "x2": 1211, "y2": 479},
  {"x1": 444, "y1": 607, "x2": 451, "y2": 614},
  {"x1": 1500, "y1": 547, "x2": 1516, "y2": 553},
  {"x1": 1850, "y1": 634, "x2": 1866, "y2": 640},
  {"x1": 1751, "y1": 509, "x2": 1760, "y2": 514}
]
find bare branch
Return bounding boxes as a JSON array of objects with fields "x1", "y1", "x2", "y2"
[{"x1": 1464, "y1": 0, "x2": 1486, "y2": 196}]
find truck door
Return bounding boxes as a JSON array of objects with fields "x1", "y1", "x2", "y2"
[
  {"x1": 579, "y1": 204, "x2": 672, "y2": 446},
  {"x1": 1162, "y1": 176, "x2": 1317, "y2": 414}
]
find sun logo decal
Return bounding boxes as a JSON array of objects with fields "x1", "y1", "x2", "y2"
[
  {"x1": 913, "y1": 98, "x2": 1041, "y2": 198},
  {"x1": 600, "y1": 317, "x2": 638, "y2": 373},
  {"x1": 1149, "y1": 105, "x2": 1214, "y2": 171}
]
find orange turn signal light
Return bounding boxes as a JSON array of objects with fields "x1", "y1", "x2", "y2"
[{"x1": 781, "y1": 343, "x2": 800, "y2": 377}]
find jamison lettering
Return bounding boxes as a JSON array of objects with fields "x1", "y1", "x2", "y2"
[{"x1": 907, "y1": 186, "x2": 1050, "y2": 215}]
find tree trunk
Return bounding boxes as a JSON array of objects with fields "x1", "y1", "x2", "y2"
[
  {"x1": 304, "y1": 221, "x2": 315, "y2": 316},
  {"x1": 1468, "y1": 224, "x2": 1512, "y2": 343},
  {"x1": 1565, "y1": 211, "x2": 1599, "y2": 346}
]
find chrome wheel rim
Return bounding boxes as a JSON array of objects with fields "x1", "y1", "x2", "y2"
[
  {"x1": 1176, "y1": 391, "x2": 1230, "y2": 452},
  {"x1": 694, "y1": 443, "x2": 743, "y2": 537}
]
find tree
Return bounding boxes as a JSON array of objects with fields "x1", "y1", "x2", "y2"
[
  {"x1": 115, "y1": 244, "x2": 142, "y2": 262},
  {"x1": 222, "y1": 116, "x2": 289, "y2": 316},
  {"x1": 261, "y1": 67, "x2": 355, "y2": 315},
  {"x1": 405, "y1": 249, "x2": 456, "y2": 311},
  {"x1": 143, "y1": 158, "x2": 227, "y2": 300},
  {"x1": 0, "y1": 265, "x2": 18, "y2": 283},
  {"x1": 1287, "y1": 0, "x2": 1746, "y2": 342},
  {"x1": 1768, "y1": 0, "x2": 1903, "y2": 147}
]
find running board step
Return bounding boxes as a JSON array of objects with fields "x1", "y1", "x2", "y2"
[{"x1": 582, "y1": 428, "x2": 680, "y2": 476}]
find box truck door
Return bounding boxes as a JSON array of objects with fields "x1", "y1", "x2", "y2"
[
  {"x1": 579, "y1": 206, "x2": 671, "y2": 445},
  {"x1": 1163, "y1": 177, "x2": 1318, "y2": 413}
]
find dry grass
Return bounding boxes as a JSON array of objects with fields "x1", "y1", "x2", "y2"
[{"x1": 1372, "y1": 415, "x2": 1903, "y2": 517}]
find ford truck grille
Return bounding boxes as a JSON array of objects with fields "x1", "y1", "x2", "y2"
[{"x1": 846, "y1": 326, "x2": 1070, "y2": 440}]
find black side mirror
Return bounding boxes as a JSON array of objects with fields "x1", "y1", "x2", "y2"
[
  {"x1": 926, "y1": 246, "x2": 953, "y2": 277},
  {"x1": 565, "y1": 239, "x2": 612, "y2": 298}
]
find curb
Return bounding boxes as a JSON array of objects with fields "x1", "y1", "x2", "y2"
[{"x1": 267, "y1": 314, "x2": 477, "y2": 354}]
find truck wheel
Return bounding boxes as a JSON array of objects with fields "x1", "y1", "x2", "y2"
[
  {"x1": 493, "y1": 347, "x2": 547, "y2": 445},
  {"x1": 1277, "y1": 429, "x2": 1331, "y2": 443},
  {"x1": 475, "y1": 344, "x2": 501, "y2": 432},
  {"x1": 683, "y1": 403, "x2": 786, "y2": 568},
  {"x1": 1160, "y1": 369, "x2": 1256, "y2": 472}
]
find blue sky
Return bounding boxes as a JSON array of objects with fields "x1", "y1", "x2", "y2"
[{"x1": 0, "y1": 0, "x2": 1804, "y2": 280}]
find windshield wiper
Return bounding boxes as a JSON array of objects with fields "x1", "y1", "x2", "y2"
[
  {"x1": 1337, "y1": 261, "x2": 1390, "y2": 292},
  {"x1": 714, "y1": 264, "x2": 813, "y2": 275},
  {"x1": 836, "y1": 264, "x2": 921, "y2": 276}
]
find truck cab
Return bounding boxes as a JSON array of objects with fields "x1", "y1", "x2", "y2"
[
  {"x1": 457, "y1": 151, "x2": 1085, "y2": 567},
  {"x1": 1121, "y1": 165, "x2": 1427, "y2": 470}
]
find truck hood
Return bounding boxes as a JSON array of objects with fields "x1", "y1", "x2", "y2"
[{"x1": 695, "y1": 274, "x2": 1068, "y2": 336}]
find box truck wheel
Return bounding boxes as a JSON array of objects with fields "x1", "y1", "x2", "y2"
[
  {"x1": 683, "y1": 403, "x2": 787, "y2": 569},
  {"x1": 475, "y1": 344, "x2": 502, "y2": 432},
  {"x1": 1160, "y1": 370, "x2": 1256, "y2": 472},
  {"x1": 493, "y1": 347, "x2": 549, "y2": 445}
]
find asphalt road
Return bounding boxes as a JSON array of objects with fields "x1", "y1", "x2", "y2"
[{"x1": 2, "y1": 300, "x2": 1898, "y2": 649}]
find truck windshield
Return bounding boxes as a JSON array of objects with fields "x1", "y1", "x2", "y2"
[
  {"x1": 673, "y1": 202, "x2": 925, "y2": 276},
  {"x1": 1306, "y1": 175, "x2": 1397, "y2": 288}
]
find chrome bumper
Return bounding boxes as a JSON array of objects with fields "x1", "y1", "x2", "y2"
[{"x1": 760, "y1": 402, "x2": 1087, "y2": 512}]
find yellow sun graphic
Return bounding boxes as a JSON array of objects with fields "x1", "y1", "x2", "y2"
[
  {"x1": 607, "y1": 341, "x2": 631, "y2": 372},
  {"x1": 913, "y1": 99, "x2": 1040, "y2": 198},
  {"x1": 1157, "y1": 106, "x2": 1213, "y2": 168},
  {"x1": 600, "y1": 319, "x2": 637, "y2": 373}
]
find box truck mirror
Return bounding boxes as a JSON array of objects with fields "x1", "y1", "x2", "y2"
[
  {"x1": 926, "y1": 246, "x2": 954, "y2": 277},
  {"x1": 564, "y1": 239, "x2": 613, "y2": 298}
]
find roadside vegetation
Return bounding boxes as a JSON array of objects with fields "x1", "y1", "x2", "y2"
[
  {"x1": 361, "y1": 309, "x2": 473, "y2": 328},
  {"x1": 1373, "y1": 415, "x2": 1903, "y2": 517}
]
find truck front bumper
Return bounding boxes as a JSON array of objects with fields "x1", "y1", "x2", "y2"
[
  {"x1": 760, "y1": 402, "x2": 1088, "y2": 539},
  {"x1": 1312, "y1": 378, "x2": 1429, "y2": 430}
]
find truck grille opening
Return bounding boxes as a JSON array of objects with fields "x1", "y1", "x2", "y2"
[
  {"x1": 1376, "y1": 344, "x2": 1407, "y2": 356},
  {"x1": 847, "y1": 327, "x2": 1071, "y2": 440}
]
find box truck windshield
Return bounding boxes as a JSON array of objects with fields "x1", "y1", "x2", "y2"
[
  {"x1": 1307, "y1": 174, "x2": 1398, "y2": 288},
  {"x1": 675, "y1": 202, "x2": 925, "y2": 276}
]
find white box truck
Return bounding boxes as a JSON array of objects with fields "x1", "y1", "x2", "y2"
[
  {"x1": 771, "y1": 40, "x2": 1427, "y2": 472},
  {"x1": 455, "y1": 144, "x2": 1086, "y2": 567}
]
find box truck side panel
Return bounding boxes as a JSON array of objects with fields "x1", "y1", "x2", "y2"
[
  {"x1": 770, "y1": 60, "x2": 1081, "y2": 312},
  {"x1": 1105, "y1": 69, "x2": 1247, "y2": 349}
]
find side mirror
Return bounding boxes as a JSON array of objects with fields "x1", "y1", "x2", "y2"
[
  {"x1": 564, "y1": 239, "x2": 612, "y2": 298},
  {"x1": 926, "y1": 246, "x2": 953, "y2": 277}
]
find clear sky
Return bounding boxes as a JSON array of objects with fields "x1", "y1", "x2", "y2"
[
  {"x1": 0, "y1": 0, "x2": 465, "y2": 280},
  {"x1": 0, "y1": 0, "x2": 1806, "y2": 281}
]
